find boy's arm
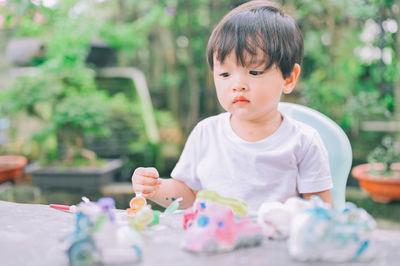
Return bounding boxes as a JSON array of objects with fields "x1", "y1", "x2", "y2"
[
  {"x1": 298, "y1": 131, "x2": 334, "y2": 207},
  {"x1": 301, "y1": 189, "x2": 333, "y2": 206},
  {"x1": 149, "y1": 178, "x2": 197, "y2": 209}
]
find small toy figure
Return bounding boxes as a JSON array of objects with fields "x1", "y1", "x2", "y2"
[
  {"x1": 66, "y1": 211, "x2": 99, "y2": 265},
  {"x1": 127, "y1": 192, "x2": 147, "y2": 214},
  {"x1": 128, "y1": 205, "x2": 158, "y2": 231},
  {"x1": 182, "y1": 191, "x2": 262, "y2": 254},
  {"x1": 127, "y1": 197, "x2": 182, "y2": 231},
  {"x1": 64, "y1": 197, "x2": 143, "y2": 265}
]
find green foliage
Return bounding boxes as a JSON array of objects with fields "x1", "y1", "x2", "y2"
[
  {"x1": 1, "y1": 75, "x2": 62, "y2": 117},
  {"x1": 53, "y1": 92, "x2": 111, "y2": 136},
  {"x1": 0, "y1": 0, "x2": 150, "y2": 167},
  {"x1": 100, "y1": 3, "x2": 171, "y2": 50},
  {"x1": 367, "y1": 136, "x2": 400, "y2": 176},
  {"x1": 284, "y1": 0, "x2": 399, "y2": 164},
  {"x1": 2, "y1": 0, "x2": 399, "y2": 170}
]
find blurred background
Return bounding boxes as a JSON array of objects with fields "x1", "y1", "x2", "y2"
[{"x1": 0, "y1": 0, "x2": 399, "y2": 226}]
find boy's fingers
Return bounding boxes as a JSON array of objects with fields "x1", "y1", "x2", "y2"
[
  {"x1": 133, "y1": 184, "x2": 158, "y2": 194},
  {"x1": 145, "y1": 167, "x2": 159, "y2": 177},
  {"x1": 133, "y1": 167, "x2": 146, "y2": 176},
  {"x1": 142, "y1": 191, "x2": 156, "y2": 198},
  {"x1": 135, "y1": 175, "x2": 160, "y2": 186},
  {"x1": 134, "y1": 167, "x2": 159, "y2": 178}
]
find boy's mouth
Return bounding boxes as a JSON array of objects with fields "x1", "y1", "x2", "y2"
[{"x1": 233, "y1": 95, "x2": 250, "y2": 105}]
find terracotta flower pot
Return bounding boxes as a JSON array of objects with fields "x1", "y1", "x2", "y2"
[
  {"x1": 0, "y1": 155, "x2": 28, "y2": 184},
  {"x1": 351, "y1": 163, "x2": 400, "y2": 203}
]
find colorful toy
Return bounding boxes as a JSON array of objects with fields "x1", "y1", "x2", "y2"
[
  {"x1": 183, "y1": 190, "x2": 248, "y2": 229},
  {"x1": 64, "y1": 197, "x2": 143, "y2": 265},
  {"x1": 182, "y1": 191, "x2": 262, "y2": 254},
  {"x1": 128, "y1": 205, "x2": 157, "y2": 231},
  {"x1": 127, "y1": 197, "x2": 182, "y2": 230},
  {"x1": 127, "y1": 192, "x2": 147, "y2": 214},
  {"x1": 288, "y1": 199, "x2": 376, "y2": 262},
  {"x1": 183, "y1": 206, "x2": 199, "y2": 230},
  {"x1": 197, "y1": 190, "x2": 249, "y2": 216}
]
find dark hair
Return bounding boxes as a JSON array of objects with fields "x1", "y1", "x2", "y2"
[{"x1": 206, "y1": 0, "x2": 303, "y2": 79}]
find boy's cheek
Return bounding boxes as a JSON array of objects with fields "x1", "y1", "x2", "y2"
[{"x1": 216, "y1": 93, "x2": 230, "y2": 109}]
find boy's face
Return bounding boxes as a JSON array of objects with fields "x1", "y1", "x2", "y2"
[{"x1": 213, "y1": 51, "x2": 298, "y2": 123}]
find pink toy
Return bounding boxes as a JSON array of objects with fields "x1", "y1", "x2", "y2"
[
  {"x1": 183, "y1": 203, "x2": 200, "y2": 230},
  {"x1": 183, "y1": 190, "x2": 248, "y2": 229},
  {"x1": 182, "y1": 202, "x2": 263, "y2": 254}
]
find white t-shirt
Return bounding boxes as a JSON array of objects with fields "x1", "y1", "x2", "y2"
[{"x1": 171, "y1": 112, "x2": 333, "y2": 212}]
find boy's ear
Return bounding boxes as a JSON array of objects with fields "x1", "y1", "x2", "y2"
[{"x1": 283, "y1": 64, "x2": 301, "y2": 94}]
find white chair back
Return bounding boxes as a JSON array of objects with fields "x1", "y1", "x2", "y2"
[{"x1": 278, "y1": 102, "x2": 352, "y2": 210}]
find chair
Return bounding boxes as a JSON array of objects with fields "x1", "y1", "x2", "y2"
[{"x1": 278, "y1": 102, "x2": 352, "y2": 211}]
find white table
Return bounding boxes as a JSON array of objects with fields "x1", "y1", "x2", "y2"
[{"x1": 0, "y1": 200, "x2": 399, "y2": 266}]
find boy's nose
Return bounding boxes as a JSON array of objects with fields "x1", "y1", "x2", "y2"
[
  {"x1": 232, "y1": 85, "x2": 249, "y2": 92},
  {"x1": 231, "y1": 73, "x2": 249, "y2": 92}
]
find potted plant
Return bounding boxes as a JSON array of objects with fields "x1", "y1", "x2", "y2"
[
  {"x1": 0, "y1": 1, "x2": 127, "y2": 192},
  {"x1": 0, "y1": 67, "x2": 131, "y2": 192},
  {"x1": 1, "y1": 0, "x2": 172, "y2": 191},
  {"x1": 352, "y1": 135, "x2": 400, "y2": 203}
]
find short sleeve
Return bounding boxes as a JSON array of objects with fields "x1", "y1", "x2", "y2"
[
  {"x1": 170, "y1": 123, "x2": 203, "y2": 191},
  {"x1": 297, "y1": 131, "x2": 333, "y2": 193}
]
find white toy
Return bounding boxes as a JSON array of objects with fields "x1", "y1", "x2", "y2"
[
  {"x1": 288, "y1": 200, "x2": 376, "y2": 262},
  {"x1": 257, "y1": 197, "x2": 317, "y2": 239}
]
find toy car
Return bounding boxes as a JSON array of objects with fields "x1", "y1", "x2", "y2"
[
  {"x1": 183, "y1": 190, "x2": 249, "y2": 229},
  {"x1": 182, "y1": 201, "x2": 263, "y2": 254}
]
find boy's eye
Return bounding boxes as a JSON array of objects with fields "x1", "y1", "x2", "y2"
[
  {"x1": 219, "y1": 72, "x2": 230, "y2": 77},
  {"x1": 249, "y1": 70, "x2": 264, "y2": 76}
]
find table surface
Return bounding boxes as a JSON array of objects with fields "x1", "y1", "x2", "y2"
[{"x1": 1, "y1": 200, "x2": 400, "y2": 266}]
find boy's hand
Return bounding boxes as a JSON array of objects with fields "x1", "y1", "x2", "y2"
[{"x1": 131, "y1": 167, "x2": 162, "y2": 198}]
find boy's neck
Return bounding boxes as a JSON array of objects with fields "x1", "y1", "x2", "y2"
[{"x1": 230, "y1": 111, "x2": 283, "y2": 142}]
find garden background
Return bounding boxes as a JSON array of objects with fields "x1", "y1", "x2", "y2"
[{"x1": 0, "y1": 0, "x2": 399, "y2": 227}]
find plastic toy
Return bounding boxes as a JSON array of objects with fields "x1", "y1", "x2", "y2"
[
  {"x1": 182, "y1": 192, "x2": 262, "y2": 254},
  {"x1": 127, "y1": 197, "x2": 182, "y2": 230},
  {"x1": 196, "y1": 190, "x2": 249, "y2": 216},
  {"x1": 128, "y1": 205, "x2": 157, "y2": 231},
  {"x1": 127, "y1": 192, "x2": 147, "y2": 214},
  {"x1": 64, "y1": 197, "x2": 143, "y2": 265},
  {"x1": 288, "y1": 199, "x2": 376, "y2": 262},
  {"x1": 183, "y1": 190, "x2": 248, "y2": 229}
]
